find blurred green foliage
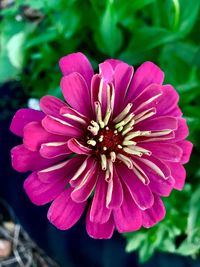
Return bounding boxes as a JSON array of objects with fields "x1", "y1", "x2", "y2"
[{"x1": 1, "y1": 0, "x2": 200, "y2": 262}]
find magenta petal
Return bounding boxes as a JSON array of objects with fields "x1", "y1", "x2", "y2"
[
  {"x1": 177, "y1": 140, "x2": 193, "y2": 164},
  {"x1": 142, "y1": 194, "x2": 166, "y2": 228},
  {"x1": 156, "y1": 85, "x2": 181, "y2": 116},
  {"x1": 40, "y1": 95, "x2": 66, "y2": 118},
  {"x1": 113, "y1": 63, "x2": 134, "y2": 115},
  {"x1": 136, "y1": 116, "x2": 178, "y2": 132},
  {"x1": 117, "y1": 164, "x2": 154, "y2": 210},
  {"x1": 133, "y1": 157, "x2": 174, "y2": 196},
  {"x1": 48, "y1": 187, "x2": 86, "y2": 230},
  {"x1": 69, "y1": 156, "x2": 96, "y2": 187},
  {"x1": 23, "y1": 121, "x2": 67, "y2": 151},
  {"x1": 137, "y1": 156, "x2": 171, "y2": 179},
  {"x1": 68, "y1": 138, "x2": 93, "y2": 155},
  {"x1": 40, "y1": 142, "x2": 71, "y2": 158},
  {"x1": 86, "y1": 208, "x2": 114, "y2": 239},
  {"x1": 140, "y1": 142, "x2": 183, "y2": 162},
  {"x1": 125, "y1": 61, "x2": 164, "y2": 103},
  {"x1": 60, "y1": 105, "x2": 88, "y2": 128},
  {"x1": 172, "y1": 118, "x2": 189, "y2": 142},
  {"x1": 165, "y1": 162, "x2": 186, "y2": 190},
  {"x1": 60, "y1": 72, "x2": 92, "y2": 117},
  {"x1": 90, "y1": 74, "x2": 107, "y2": 115},
  {"x1": 71, "y1": 164, "x2": 98, "y2": 203},
  {"x1": 105, "y1": 59, "x2": 122, "y2": 70},
  {"x1": 106, "y1": 167, "x2": 123, "y2": 209},
  {"x1": 99, "y1": 61, "x2": 114, "y2": 82},
  {"x1": 149, "y1": 175, "x2": 175, "y2": 197},
  {"x1": 42, "y1": 115, "x2": 82, "y2": 137},
  {"x1": 90, "y1": 171, "x2": 111, "y2": 224},
  {"x1": 11, "y1": 145, "x2": 61, "y2": 172},
  {"x1": 113, "y1": 183, "x2": 142, "y2": 232},
  {"x1": 24, "y1": 172, "x2": 66, "y2": 205},
  {"x1": 90, "y1": 74, "x2": 108, "y2": 116},
  {"x1": 10, "y1": 108, "x2": 45, "y2": 137},
  {"x1": 131, "y1": 84, "x2": 162, "y2": 113},
  {"x1": 59, "y1": 52, "x2": 94, "y2": 88},
  {"x1": 38, "y1": 156, "x2": 86, "y2": 183}
]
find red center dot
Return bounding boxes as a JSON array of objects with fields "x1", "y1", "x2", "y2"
[{"x1": 95, "y1": 127, "x2": 123, "y2": 155}]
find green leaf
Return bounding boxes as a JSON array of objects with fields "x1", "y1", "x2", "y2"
[
  {"x1": 130, "y1": 0, "x2": 155, "y2": 10},
  {"x1": 120, "y1": 27, "x2": 181, "y2": 65},
  {"x1": 25, "y1": 28, "x2": 58, "y2": 49},
  {"x1": 179, "y1": 0, "x2": 200, "y2": 35},
  {"x1": 177, "y1": 228, "x2": 200, "y2": 256},
  {"x1": 187, "y1": 187, "x2": 200, "y2": 235},
  {"x1": 94, "y1": 1, "x2": 123, "y2": 56},
  {"x1": 0, "y1": 53, "x2": 18, "y2": 82},
  {"x1": 125, "y1": 232, "x2": 146, "y2": 252},
  {"x1": 7, "y1": 32, "x2": 25, "y2": 69}
]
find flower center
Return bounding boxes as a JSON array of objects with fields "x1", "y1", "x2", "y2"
[
  {"x1": 85, "y1": 98, "x2": 154, "y2": 182},
  {"x1": 83, "y1": 81, "x2": 166, "y2": 183},
  {"x1": 87, "y1": 125, "x2": 123, "y2": 155}
]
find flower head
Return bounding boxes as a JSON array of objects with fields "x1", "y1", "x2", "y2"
[{"x1": 10, "y1": 52, "x2": 192, "y2": 239}]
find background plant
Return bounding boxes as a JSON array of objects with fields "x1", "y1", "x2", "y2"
[{"x1": 1, "y1": 0, "x2": 200, "y2": 262}]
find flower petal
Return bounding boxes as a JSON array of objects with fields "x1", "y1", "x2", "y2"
[
  {"x1": 60, "y1": 72, "x2": 92, "y2": 117},
  {"x1": 90, "y1": 74, "x2": 109, "y2": 116},
  {"x1": 71, "y1": 163, "x2": 98, "y2": 203},
  {"x1": 133, "y1": 158, "x2": 175, "y2": 197},
  {"x1": 42, "y1": 115, "x2": 82, "y2": 137},
  {"x1": 91, "y1": 73, "x2": 112, "y2": 117},
  {"x1": 165, "y1": 162, "x2": 186, "y2": 190},
  {"x1": 38, "y1": 156, "x2": 86, "y2": 183},
  {"x1": 136, "y1": 156, "x2": 171, "y2": 179},
  {"x1": 23, "y1": 121, "x2": 67, "y2": 151},
  {"x1": 113, "y1": 63, "x2": 134, "y2": 115},
  {"x1": 67, "y1": 138, "x2": 93, "y2": 155},
  {"x1": 10, "y1": 108, "x2": 45, "y2": 137},
  {"x1": 125, "y1": 61, "x2": 164, "y2": 103},
  {"x1": 11, "y1": 145, "x2": 61, "y2": 172},
  {"x1": 131, "y1": 84, "x2": 162, "y2": 113},
  {"x1": 99, "y1": 61, "x2": 114, "y2": 82},
  {"x1": 59, "y1": 52, "x2": 94, "y2": 88},
  {"x1": 135, "y1": 116, "x2": 178, "y2": 132},
  {"x1": 86, "y1": 208, "x2": 114, "y2": 239},
  {"x1": 113, "y1": 183, "x2": 142, "y2": 233},
  {"x1": 142, "y1": 194, "x2": 166, "y2": 228},
  {"x1": 40, "y1": 95, "x2": 66, "y2": 118},
  {"x1": 48, "y1": 187, "x2": 86, "y2": 230},
  {"x1": 106, "y1": 167, "x2": 123, "y2": 209},
  {"x1": 156, "y1": 85, "x2": 182, "y2": 117},
  {"x1": 171, "y1": 118, "x2": 189, "y2": 142},
  {"x1": 105, "y1": 59, "x2": 122, "y2": 70},
  {"x1": 60, "y1": 105, "x2": 88, "y2": 128},
  {"x1": 117, "y1": 164, "x2": 154, "y2": 210},
  {"x1": 140, "y1": 142, "x2": 183, "y2": 162},
  {"x1": 177, "y1": 140, "x2": 193, "y2": 164},
  {"x1": 69, "y1": 156, "x2": 96, "y2": 187},
  {"x1": 40, "y1": 141, "x2": 71, "y2": 158},
  {"x1": 24, "y1": 172, "x2": 66, "y2": 205},
  {"x1": 90, "y1": 171, "x2": 111, "y2": 224}
]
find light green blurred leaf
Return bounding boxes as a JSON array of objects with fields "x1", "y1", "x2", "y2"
[
  {"x1": 25, "y1": 29, "x2": 57, "y2": 49},
  {"x1": 120, "y1": 27, "x2": 181, "y2": 64},
  {"x1": 177, "y1": 228, "x2": 200, "y2": 256},
  {"x1": 125, "y1": 232, "x2": 146, "y2": 252},
  {"x1": 94, "y1": 1, "x2": 123, "y2": 56},
  {"x1": 187, "y1": 187, "x2": 200, "y2": 235},
  {"x1": 7, "y1": 32, "x2": 25, "y2": 69},
  {"x1": 179, "y1": 0, "x2": 200, "y2": 35}
]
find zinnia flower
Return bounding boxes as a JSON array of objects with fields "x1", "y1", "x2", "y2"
[{"x1": 10, "y1": 52, "x2": 192, "y2": 239}]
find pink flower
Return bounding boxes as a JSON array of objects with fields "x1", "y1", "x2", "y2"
[{"x1": 10, "y1": 52, "x2": 192, "y2": 239}]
